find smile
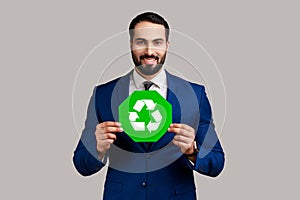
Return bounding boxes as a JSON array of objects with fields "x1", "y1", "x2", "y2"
[{"x1": 142, "y1": 58, "x2": 157, "y2": 65}]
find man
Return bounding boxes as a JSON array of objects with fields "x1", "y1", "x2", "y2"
[{"x1": 73, "y1": 12, "x2": 225, "y2": 200}]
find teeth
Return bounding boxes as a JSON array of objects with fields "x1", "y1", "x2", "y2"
[{"x1": 143, "y1": 58, "x2": 156, "y2": 64}]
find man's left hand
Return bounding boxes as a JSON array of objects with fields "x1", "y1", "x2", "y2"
[{"x1": 168, "y1": 123, "x2": 195, "y2": 155}]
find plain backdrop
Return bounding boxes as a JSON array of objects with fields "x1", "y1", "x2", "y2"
[{"x1": 0, "y1": 0, "x2": 299, "y2": 199}]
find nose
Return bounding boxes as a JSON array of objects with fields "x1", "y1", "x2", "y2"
[{"x1": 144, "y1": 44, "x2": 155, "y2": 56}]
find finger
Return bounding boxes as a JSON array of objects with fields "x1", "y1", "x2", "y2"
[
  {"x1": 102, "y1": 126, "x2": 123, "y2": 133},
  {"x1": 172, "y1": 140, "x2": 189, "y2": 149},
  {"x1": 98, "y1": 133, "x2": 117, "y2": 140},
  {"x1": 168, "y1": 127, "x2": 195, "y2": 138},
  {"x1": 98, "y1": 139, "x2": 115, "y2": 149},
  {"x1": 104, "y1": 139, "x2": 115, "y2": 144},
  {"x1": 95, "y1": 129, "x2": 116, "y2": 137},
  {"x1": 97, "y1": 121, "x2": 121, "y2": 129},
  {"x1": 97, "y1": 142, "x2": 112, "y2": 153},
  {"x1": 173, "y1": 134, "x2": 193, "y2": 144},
  {"x1": 168, "y1": 127, "x2": 183, "y2": 134},
  {"x1": 170, "y1": 123, "x2": 194, "y2": 131},
  {"x1": 168, "y1": 127, "x2": 190, "y2": 135}
]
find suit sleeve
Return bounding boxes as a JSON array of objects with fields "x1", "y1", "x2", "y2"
[
  {"x1": 73, "y1": 87, "x2": 105, "y2": 176},
  {"x1": 193, "y1": 86, "x2": 225, "y2": 177}
]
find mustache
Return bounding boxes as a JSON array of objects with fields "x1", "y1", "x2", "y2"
[{"x1": 140, "y1": 55, "x2": 159, "y2": 60}]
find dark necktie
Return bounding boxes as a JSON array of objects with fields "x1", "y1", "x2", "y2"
[
  {"x1": 143, "y1": 81, "x2": 154, "y2": 150},
  {"x1": 143, "y1": 81, "x2": 154, "y2": 90}
]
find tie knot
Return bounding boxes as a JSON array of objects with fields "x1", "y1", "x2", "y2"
[{"x1": 143, "y1": 81, "x2": 154, "y2": 90}]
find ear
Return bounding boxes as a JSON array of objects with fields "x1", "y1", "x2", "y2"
[
  {"x1": 130, "y1": 40, "x2": 133, "y2": 50},
  {"x1": 166, "y1": 40, "x2": 170, "y2": 50}
]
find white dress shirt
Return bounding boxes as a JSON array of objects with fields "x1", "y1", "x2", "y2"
[{"x1": 129, "y1": 67, "x2": 168, "y2": 99}]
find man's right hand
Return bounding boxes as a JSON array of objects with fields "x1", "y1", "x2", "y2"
[{"x1": 95, "y1": 121, "x2": 123, "y2": 159}]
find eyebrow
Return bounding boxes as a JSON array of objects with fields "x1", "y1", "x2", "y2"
[{"x1": 135, "y1": 38, "x2": 165, "y2": 42}]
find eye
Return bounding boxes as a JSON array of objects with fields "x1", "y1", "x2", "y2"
[
  {"x1": 154, "y1": 40, "x2": 163, "y2": 46},
  {"x1": 136, "y1": 40, "x2": 145, "y2": 45}
]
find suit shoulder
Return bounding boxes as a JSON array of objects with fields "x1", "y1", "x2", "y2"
[
  {"x1": 95, "y1": 77, "x2": 121, "y2": 91},
  {"x1": 189, "y1": 82, "x2": 205, "y2": 92},
  {"x1": 168, "y1": 72, "x2": 205, "y2": 92}
]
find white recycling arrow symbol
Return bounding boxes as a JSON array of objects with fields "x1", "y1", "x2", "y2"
[
  {"x1": 129, "y1": 112, "x2": 139, "y2": 121},
  {"x1": 129, "y1": 99, "x2": 162, "y2": 133}
]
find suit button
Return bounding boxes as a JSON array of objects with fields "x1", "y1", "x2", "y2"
[{"x1": 142, "y1": 182, "x2": 147, "y2": 188}]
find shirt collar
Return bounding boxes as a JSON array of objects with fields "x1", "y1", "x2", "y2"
[{"x1": 132, "y1": 67, "x2": 167, "y2": 89}]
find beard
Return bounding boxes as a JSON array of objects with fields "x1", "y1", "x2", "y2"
[{"x1": 131, "y1": 52, "x2": 167, "y2": 76}]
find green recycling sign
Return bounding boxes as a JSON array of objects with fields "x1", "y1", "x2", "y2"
[{"x1": 119, "y1": 90, "x2": 172, "y2": 142}]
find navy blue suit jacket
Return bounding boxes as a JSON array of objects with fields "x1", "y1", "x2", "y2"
[{"x1": 73, "y1": 70, "x2": 225, "y2": 200}]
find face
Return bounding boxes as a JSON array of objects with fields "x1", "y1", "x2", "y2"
[{"x1": 130, "y1": 21, "x2": 169, "y2": 77}]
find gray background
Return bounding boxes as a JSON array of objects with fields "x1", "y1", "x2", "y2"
[{"x1": 1, "y1": 0, "x2": 299, "y2": 199}]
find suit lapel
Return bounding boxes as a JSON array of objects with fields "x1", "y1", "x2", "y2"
[{"x1": 111, "y1": 70, "x2": 132, "y2": 120}]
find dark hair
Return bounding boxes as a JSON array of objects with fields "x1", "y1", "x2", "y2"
[{"x1": 129, "y1": 12, "x2": 170, "y2": 41}]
